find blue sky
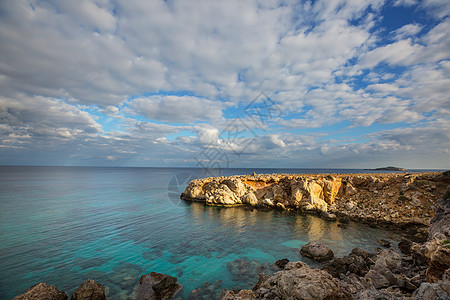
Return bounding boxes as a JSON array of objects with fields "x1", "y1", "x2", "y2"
[{"x1": 0, "y1": 0, "x2": 449, "y2": 169}]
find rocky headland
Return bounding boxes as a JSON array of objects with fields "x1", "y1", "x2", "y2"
[{"x1": 181, "y1": 171, "x2": 449, "y2": 228}]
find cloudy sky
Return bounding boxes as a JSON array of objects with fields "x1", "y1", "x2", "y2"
[{"x1": 0, "y1": 0, "x2": 449, "y2": 169}]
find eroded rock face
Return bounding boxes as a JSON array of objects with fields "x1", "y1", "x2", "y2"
[
  {"x1": 136, "y1": 272, "x2": 183, "y2": 300},
  {"x1": 181, "y1": 172, "x2": 448, "y2": 226},
  {"x1": 71, "y1": 279, "x2": 106, "y2": 300},
  {"x1": 13, "y1": 282, "x2": 67, "y2": 300},
  {"x1": 300, "y1": 242, "x2": 334, "y2": 261}
]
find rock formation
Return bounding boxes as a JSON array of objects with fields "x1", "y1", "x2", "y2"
[
  {"x1": 71, "y1": 280, "x2": 106, "y2": 300},
  {"x1": 181, "y1": 172, "x2": 449, "y2": 227},
  {"x1": 300, "y1": 242, "x2": 334, "y2": 261},
  {"x1": 12, "y1": 283, "x2": 67, "y2": 300},
  {"x1": 136, "y1": 272, "x2": 183, "y2": 300}
]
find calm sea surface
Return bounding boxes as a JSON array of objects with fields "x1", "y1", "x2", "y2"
[{"x1": 0, "y1": 166, "x2": 431, "y2": 299}]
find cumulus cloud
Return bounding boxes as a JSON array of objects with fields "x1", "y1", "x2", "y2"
[{"x1": 128, "y1": 95, "x2": 225, "y2": 123}]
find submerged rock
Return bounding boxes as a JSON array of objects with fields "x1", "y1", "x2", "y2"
[
  {"x1": 13, "y1": 282, "x2": 67, "y2": 300},
  {"x1": 71, "y1": 279, "x2": 106, "y2": 300},
  {"x1": 136, "y1": 272, "x2": 183, "y2": 300},
  {"x1": 300, "y1": 242, "x2": 334, "y2": 261}
]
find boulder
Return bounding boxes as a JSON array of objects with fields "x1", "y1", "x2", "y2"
[
  {"x1": 254, "y1": 261, "x2": 351, "y2": 299},
  {"x1": 300, "y1": 242, "x2": 334, "y2": 261},
  {"x1": 71, "y1": 280, "x2": 106, "y2": 300},
  {"x1": 13, "y1": 283, "x2": 67, "y2": 300},
  {"x1": 320, "y1": 211, "x2": 337, "y2": 221},
  {"x1": 136, "y1": 272, "x2": 183, "y2": 300}
]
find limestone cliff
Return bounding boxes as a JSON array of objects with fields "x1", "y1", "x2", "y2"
[{"x1": 181, "y1": 172, "x2": 450, "y2": 226}]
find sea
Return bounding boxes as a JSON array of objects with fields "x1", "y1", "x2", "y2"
[{"x1": 0, "y1": 166, "x2": 438, "y2": 299}]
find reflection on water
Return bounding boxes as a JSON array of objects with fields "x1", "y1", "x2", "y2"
[{"x1": 0, "y1": 167, "x2": 404, "y2": 299}]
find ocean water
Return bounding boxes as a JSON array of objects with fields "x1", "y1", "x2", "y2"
[{"x1": 0, "y1": 166, "x2": 417, "y2": 299}]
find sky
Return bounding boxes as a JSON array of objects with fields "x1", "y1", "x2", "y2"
[{"x1": 0, "y1": 0, "x2": 449, "y2": 169}]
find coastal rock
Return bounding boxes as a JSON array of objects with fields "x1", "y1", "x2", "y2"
[
  {"x1": 136, "y1": 272, "x2": 183, "y2": 300},
  {"x1": 253, "y1": 261, "x2": 351, "y2": 299},
  {"x1": 275, "y1": 258, "x2": 289, "y2": 269},
  {"x1": 13, "y1": 283, "x2": 67, "y2": 300},
  {"x1": 413, "y1": 282, "x2": 450, "y2": 300},
  {"x1": 181, "y1": 172, "x2": 448, "y2": 227},
  {"x1": 377, "y1": 239, "x2": 391, "y2": 248},
  {"x1": 71, "y1": 280, "x2": 106, "y2": 300},
  {"x1": 320, "y1": 211, "x2": 337, "y2": 221},
  {"x1": 300, "y1": 242, "x2": 334, "y2": 261},
  {"x1": 423, "y1": 185, "x2": 450, "y2": 282},
  {"x1": 322, "y1": 247, "x2": 375, "y2": 278}
]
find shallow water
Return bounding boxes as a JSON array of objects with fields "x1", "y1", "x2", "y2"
[{"x1": 0, "y1": 167, "x2": 408, "y2": 299}]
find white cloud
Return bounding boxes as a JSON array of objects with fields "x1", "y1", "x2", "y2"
[
  {"x1": 128, "y1": 95, "x2": 225, "y2": 123},
  {"x1": 392, "y1": 23, "x2": 423, "y2": 40}
]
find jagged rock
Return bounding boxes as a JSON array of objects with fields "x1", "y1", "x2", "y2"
[
  {"x1": 300, "y1": 242, "x2": 334, "y2": 261},
  {"x1": 275, "y1": 258, "x2": 289, "y2": 269},
  {"x1": 322, "y1": 247, "x2": 375, "y2": 278},
  {"x1": 136, "y1": 272, "x2": 183, "y2": 300},
  {"x1": 398, "y1": 237, "x2": 412, "y2": 255},
  {"x1": 413, "y1": 282, "x2": 450, "y2": 299},
  {"x1": 71, "y1": 280, "x2": 106, "y2": 300},
  {"x1": 13, "y1": 283, "x2": 67, "y2": 300},
  {"x1": 377, "y1": 239, "x2": 391, "y2": 248},
  {"x1": 253, "y1": 261, "x2": 351, "y2": 299},
  {"x1": 362, "y1": 249, "x2": 402, "y2": 289}
]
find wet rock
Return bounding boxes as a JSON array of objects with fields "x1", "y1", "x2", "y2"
[
  {"x1": 300, "y1": 242, "x2": 334, "y2": 261},
  {"x1": 253, "y1": 261, "x2": 351, "y2": 299},
  {"x1": 13, "y1": 282, "x2": 67, "y2": 300},
  {"x1": 320, "y1": 211, "x2": 337, "y2": 221},
  {"x1": 377, "y1": 239, "x2": 391, "y2": 248},
  {"x1": 398, "y1": 237, "x2": 412, "y2": 255},
  {"x1": 71, "y1": 280, "x2": 106, "y2": 300},
  {"x1": 136, "y1": 272, "x2": 183, "y2": 300},
  {"x1": 274, "y1": 258, "x2": 289, "y2": 269}
]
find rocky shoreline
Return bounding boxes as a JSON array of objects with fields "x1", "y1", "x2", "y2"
[
  {"x1": 181, "y1": 172, "x2": 449, "y2": 229},
  {"x1": 11, "y1": 171, "x2": 450, "y2": 299}
]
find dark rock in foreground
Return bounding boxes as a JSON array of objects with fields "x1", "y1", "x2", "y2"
[
  {"x1": 71, "y1": 279, "x2": 106, "y2": 300},
  {"x1": 136, "y1": 272, "x2": 183, "y2": 300},
  {"x1": 300, "y1": 242, "x2": 334, "y2": 261},
  {"x1": 13, "y1": 283, "x2": 67, "y2": 300}
]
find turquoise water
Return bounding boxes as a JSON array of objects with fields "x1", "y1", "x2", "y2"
[{"x1": 0, "y1": 166, "x2": 408, "y2": 299}]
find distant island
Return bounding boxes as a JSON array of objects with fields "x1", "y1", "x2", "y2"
[{"x1": 365, "y1": 166, "x2": 408, "y2": 171}]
